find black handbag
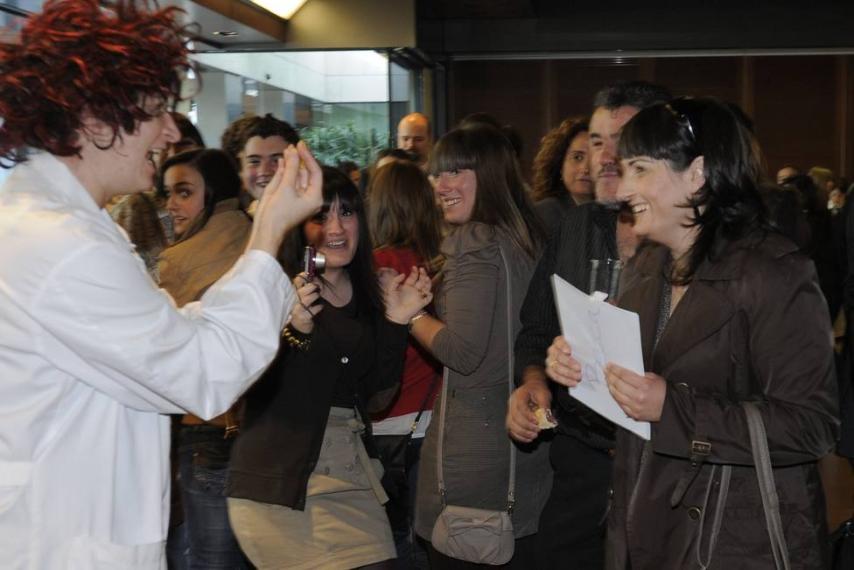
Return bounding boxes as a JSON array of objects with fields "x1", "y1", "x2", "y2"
[{"x1": 375, "y1": 375, "x2": 440, "y2": 502}]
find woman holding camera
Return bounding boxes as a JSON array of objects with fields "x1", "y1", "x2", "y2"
[
  {"x1": 226, "y1": 167, "x2": 432, "y2": 569},
  {"x1": 546, "y1": 97, "x2": 838, "y2": 569}
]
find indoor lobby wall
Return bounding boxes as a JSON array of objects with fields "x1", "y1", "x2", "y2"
[{"x1": 448, "y1": 55, "x2": 854, "y2": 182}]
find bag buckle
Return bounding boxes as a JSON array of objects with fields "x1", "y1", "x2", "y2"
[{"x1": 691, "y1": 440, "x2": 711, "y2": 456}]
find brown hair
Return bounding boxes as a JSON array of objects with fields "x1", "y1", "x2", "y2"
[
  {"x1": 366, "y1": 162, "x2": 443, "y2": 268},
  {"x1": 428, "y1": 124, "x2": 544, "y2": 259},
  {"x1": 0, "y1": 0, "x2": 194, "y2": 165},
  {"x1": 530, "y1": 117, "x2": 589, "y2": 202}
]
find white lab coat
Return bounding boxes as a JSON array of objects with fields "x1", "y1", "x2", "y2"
[{"x1": 0, "y1": 152, "x2": 294, "y2": 569}]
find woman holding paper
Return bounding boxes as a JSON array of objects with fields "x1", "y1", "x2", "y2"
[{"x1": 545, "y1": 97, "x2": 838, "y2": 569}]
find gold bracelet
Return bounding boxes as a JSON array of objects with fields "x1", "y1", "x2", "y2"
[{"x1": 282, "y1": 325, "x2": 312, "y2": 351}]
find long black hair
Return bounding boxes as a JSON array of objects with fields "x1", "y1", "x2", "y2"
[
  {"x1": 281, "y1": 166, "x2": 383, "y2": 316},
  {"x1": 617, "y1": 96, "x2": 767, "y2": 283}
]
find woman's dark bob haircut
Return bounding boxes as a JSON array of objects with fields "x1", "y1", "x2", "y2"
[
  {"x1": 281, "y1": 166, "x2": 383, "y2": 316},
  {"x1": 428, "y1": 124, "x2": 544, "y2": 259},
  {"x1": 157, "y1": 148, "x2": 241, "y2": 241},
  {"x1": 618, "y1": 96, "x2": 767, "y2": 282}
]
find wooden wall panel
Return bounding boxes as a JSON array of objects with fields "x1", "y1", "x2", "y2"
[
  {"x1": 751, "y1": 56, "x2": 838, "y2": 178},
  {"x1": 551, "y1": 60, "x2": 642, "y2": 124},
  {"x1": 446, "y1": 55, "x2": 853, "y2": 182},
  {"x1": 653, "y1": 57, "x2": 741, "y2": 103},
  {"x1": 449, "y1": 60, "x2": 546, "y2": 178}
]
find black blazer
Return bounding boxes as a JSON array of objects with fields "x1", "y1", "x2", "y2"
[{"x1": 226, "y1": 297, "x2": 408, "y2": 510}]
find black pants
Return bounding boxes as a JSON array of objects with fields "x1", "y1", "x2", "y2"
[
  {"x1": 374, "y1": 435, "x2": 429, "y2": 569},
  {"x1": 533, "y1": 434, "x2": 612, "y2": 570}
]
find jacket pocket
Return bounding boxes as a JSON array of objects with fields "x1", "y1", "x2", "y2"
[
  {"x1": 67, "y1": 535, "x2": 164, "y2": 569},
  {"x1": 0, "y1": 461, "x2": 31, "y2": 516}
]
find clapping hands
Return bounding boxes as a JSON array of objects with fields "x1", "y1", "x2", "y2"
[{"x1": 380, "y1": 266, "x2": 432, "y2": 325}]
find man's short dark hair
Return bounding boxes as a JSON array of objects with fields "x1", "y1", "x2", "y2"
[
  {"x1": 243, "y1": 114, "x2": 300, "y2": 146},
  {"x1": 592, "y1": 80, "x2": 672, "y2": 111},
  {"x1": 220, "y1": 114, "x2": 257, "y2": 169}
]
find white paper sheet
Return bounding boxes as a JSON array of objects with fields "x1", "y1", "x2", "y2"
[{"x1": 550, "y1": 274, "x2": 651, "y2": 440}]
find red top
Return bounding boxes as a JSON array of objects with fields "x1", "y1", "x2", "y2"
[{"x1": 372, "y1": 247, "x2": 441, "y2": 420}]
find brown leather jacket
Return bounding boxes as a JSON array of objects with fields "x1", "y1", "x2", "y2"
[{"x1": 607, "y1": 232, "x2": 839, "y2": 570}]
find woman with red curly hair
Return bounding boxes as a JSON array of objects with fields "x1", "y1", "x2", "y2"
[{"x1": 0, "y1": 1, "x2": 326, "y2": 568}]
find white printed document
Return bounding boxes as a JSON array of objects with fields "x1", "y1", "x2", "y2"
[{"x1": 550, "y1": 274, "x2": 651, "y2": 440}]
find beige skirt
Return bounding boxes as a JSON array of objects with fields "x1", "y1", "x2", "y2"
[{"x1": 228, "y1": 407, "x2": 395, "y2": 570}]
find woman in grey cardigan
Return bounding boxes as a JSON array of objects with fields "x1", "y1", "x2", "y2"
[{"x1": 409, "y1": 124, "x2": 553, "y2": 568}]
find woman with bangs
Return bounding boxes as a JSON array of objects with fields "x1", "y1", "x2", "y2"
[
  {"x1": 545, "y1": 97, "x2": 838, "y2": 569},
  {"x1": 409, "y1": 125, "x2": 552, "y2": 568},
  {"x1": 226, "y1": 166, "x2": 432, "y2": 569}
]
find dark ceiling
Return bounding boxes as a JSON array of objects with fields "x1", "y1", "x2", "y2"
[{"x1": 417, "y1": 0, "x2": 854, "y2": 57}]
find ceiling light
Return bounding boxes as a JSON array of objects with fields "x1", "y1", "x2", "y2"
[
  {"x1": 247, "y1": 0, "x2": 308, "y2": 20},
  {"x1": 213, "y1": 30, "x2": 239, "y2": 37}
]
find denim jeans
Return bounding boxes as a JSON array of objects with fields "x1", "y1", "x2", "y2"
[{"x1": 178, "y1": 425, "x2": 251, "y2": 570}]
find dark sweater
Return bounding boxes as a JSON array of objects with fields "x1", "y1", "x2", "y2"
[
  {"x1": 514, "y1": 202, "x2": 618, "y2": 450},
  {"x1": 226, "y1": 295, "x2": 408, "y2": 510}
]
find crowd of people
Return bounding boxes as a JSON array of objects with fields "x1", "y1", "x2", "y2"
[{"x1": 0, "y1": 2, "x2": 851, "y2": 570}]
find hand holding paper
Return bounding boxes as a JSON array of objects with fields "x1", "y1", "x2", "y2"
[
  {"x1": 604, "y1": 363, "x2": 666, "y2": 422},
  {"x1": 545, "y1": 335, "x2": 581, "y2": 387},
  {"x1": 550, "y1": 274, "x2": 651, "y2": 440}
]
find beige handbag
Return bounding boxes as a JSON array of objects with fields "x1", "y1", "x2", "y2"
[{"x1": 430, "y1": 246, "x2": 516, "y2": 565}]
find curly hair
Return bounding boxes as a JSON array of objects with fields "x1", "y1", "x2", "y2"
[
  {"x1": 0, "y1": 0, "x2": 194, "y2": 166},
  {"x1": 530, "y1": 117, "x2": 589, "y2": 202}
]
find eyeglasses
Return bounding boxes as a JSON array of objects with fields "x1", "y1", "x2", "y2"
[{"x1": 665, "y1": 102, "x2": 696, "y2": 144}]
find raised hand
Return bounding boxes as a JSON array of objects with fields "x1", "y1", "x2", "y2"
[
  {"x1": 384, "y1": 267, "x2": 432, "y2": 325},
  {"x1": 247, "y1": 141, "x2": 323, "y2": 257}
]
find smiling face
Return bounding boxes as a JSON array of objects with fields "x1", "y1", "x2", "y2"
[
  {"x1": 589, "y1": 105, "x2": 639, "y2": 204},
  {"x1": 617, "y1": 155, "x2": 703, "y2": 254},
  {"x1": 164, "y1": 163, "x2": 206, "y2": 238},
  {"x1": 241, "y1": 135, "x2": 288, "y2": 199},
  {"x1": 430, "y1": 168, "x2": 477, "y2": 225},
  {"x1": 561, "y1": 131, "x2": 593, "y2": 204},
  {"x1": 84, "y1": 100, "x2": 180, "y2": 206},
  {"x1": 303, "y1": 197, "x2": 360, "y2": 272}
]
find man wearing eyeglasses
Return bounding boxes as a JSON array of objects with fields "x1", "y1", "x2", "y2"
[{"x1": 507, "y1": 81, "x2": 671, "y2": 569}]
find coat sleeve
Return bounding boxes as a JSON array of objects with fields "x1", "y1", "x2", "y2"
[
  {"x1": 33, "y1": 242, "x2": 294, "y2": 419},
  {"x1": 364, "y1": 318, "x2": 410, "y2": 413},
  {"x1": 652, "y1": 253, "x2": 840, "y2": 466},
  {"x1": 514, "y1": 220, "x2": 562, "y2": 381},
  {"x1": 431, "y1": 226, "x2": 500, "y2": 375}
]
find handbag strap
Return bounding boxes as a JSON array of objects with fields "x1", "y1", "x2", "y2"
[
  {"x1": 436, "y1": 244, "x2": 517, "y2": 512},
  {"x1": 741, "y1": 401, "x2": 791, "y2": 570},
  {"x1": 385, "y1": 371, "x2": 442, "y2": 462}
]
